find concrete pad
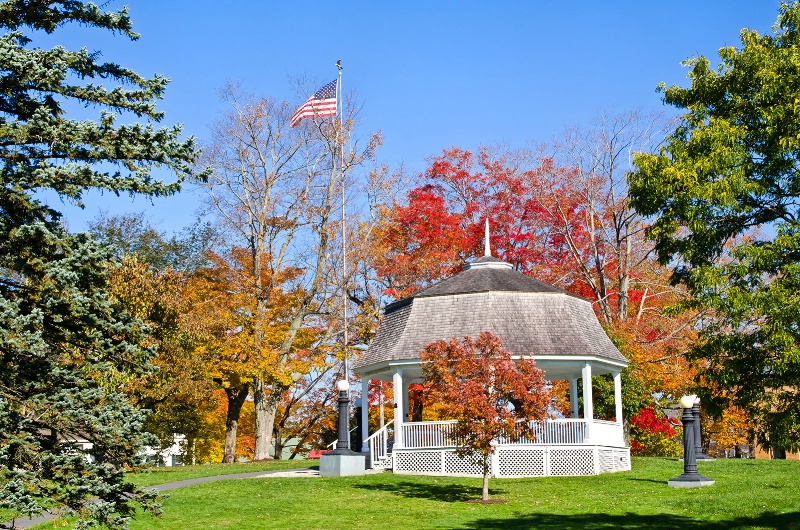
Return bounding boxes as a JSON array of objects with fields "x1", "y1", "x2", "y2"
[{"x1": 319, "y1": 453, "x2": 366, "y2": 476}]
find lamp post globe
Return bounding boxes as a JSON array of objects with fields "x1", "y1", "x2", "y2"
[{"x1": 679, "y1": 394, "x2": 697, "y2": 409}]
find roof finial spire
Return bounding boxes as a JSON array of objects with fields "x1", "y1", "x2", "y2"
[{"x1": 484, "y1": 217, "x2": 491, "y2": 257}]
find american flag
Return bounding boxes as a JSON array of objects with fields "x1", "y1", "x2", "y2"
[{"x1": 290, "y1": 79, "x2": 338, "y2": 128}]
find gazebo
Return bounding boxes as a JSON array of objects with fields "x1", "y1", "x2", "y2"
[{"x1": 353, "y1": 244, "x2": 631, "y2": 478}]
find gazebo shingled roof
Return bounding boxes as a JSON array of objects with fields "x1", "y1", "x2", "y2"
[{"x1": 353, "y1": 255, "x2": 627, "y2": 371}]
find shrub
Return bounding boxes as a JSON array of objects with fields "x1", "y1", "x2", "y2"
[{"x1": 630, "y1": 407, "x2": 682, "y2": 456}]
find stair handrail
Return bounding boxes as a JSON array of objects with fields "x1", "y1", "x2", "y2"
[
  {"x1": 366, "y1": 419, "x2": 394, "y2": 468},
  {"x1": 366, "y1": 419, "x2": 394, "y2": 443}
]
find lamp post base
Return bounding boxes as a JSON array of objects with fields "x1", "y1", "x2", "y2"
[
  {"x1": 668, "y1": 473, "x2": 715, "y2": 488},
  {"x1": 320, "y1": 452, "x2": 366, "y2": 477}
]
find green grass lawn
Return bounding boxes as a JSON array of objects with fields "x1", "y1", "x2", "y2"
[
  {"x1": 127, "y1": 458, "x2": 310, "y2": 488},
  {"x1": 111, "y1": 458, "x2": 800, "y2": 529},
  {"x1": 0, "y1": 459, "x2": 311, "y2": 525},
  {"x1": 10, "y1": 458, "x2": 800, "y2": 529}
]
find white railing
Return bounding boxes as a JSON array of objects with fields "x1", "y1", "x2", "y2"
[
  {"x1": 513, "y1": 418, "x2": 588, "y2": 445},
  {"x1": 591, "y1": 420, "x2": 624, "y2": 446},
  {"x1": 402, "y1": 420, "x2": 459, "y2": 448},
  {"x1": 366, "y1": 419, "x2": 394, "y2": 468},
  {"x1": 399, "y1": 418, "x2": 596, "y2": 449}
]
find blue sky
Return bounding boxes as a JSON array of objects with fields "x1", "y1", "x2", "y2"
[{"x1": 39, "y1": 1, "x2": 781, "y2": 234}]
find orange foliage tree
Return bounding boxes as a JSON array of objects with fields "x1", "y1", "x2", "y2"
[
  {"x1": 421, "y1": 332, "x2": 550, "y2": 502},
  {"x1": 184, "y1": 247, "x2": 322, "y2": 462},
  {"x1": 273, "y1": 368, "x2": 341, "y2": 458},
  {"x1": 194, "y1": 389, "x2": 255, "y2": 464},
  {"x1": 704, "y1": 405, "x2": 749, "y2": 457}
]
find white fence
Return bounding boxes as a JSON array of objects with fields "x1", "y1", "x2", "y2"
[
  {"x1": 367, "y1": 418, "x2": 628, "y2": 475},
  {"x1": 392, "y1": 445, "x2": 630, "y2": 477},
  {"x1": 402, "y1": 420, "x2": 459, "y2": 448},
  {"x1": 591, "y1": 419, "x2": 625, "y2": 446}
]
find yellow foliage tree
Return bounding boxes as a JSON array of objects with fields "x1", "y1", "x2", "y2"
[
  {"x1": 108, "y1": 256, "x2": 216, "y2": 457},
  {"x1": 184, "y1": 247, "x2": 323, "y2": 462}
]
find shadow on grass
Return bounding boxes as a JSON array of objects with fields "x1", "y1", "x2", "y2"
[
  {"x1": 454, "y1": 511, "x2": 800, "y2": 530},
  {"x1": 353, "y1": 481, "x2": 506, "y2": 502}
]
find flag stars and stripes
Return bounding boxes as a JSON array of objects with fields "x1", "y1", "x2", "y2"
[{"x1": 290, "y1": 79, "x2": 338, "y2": 128}]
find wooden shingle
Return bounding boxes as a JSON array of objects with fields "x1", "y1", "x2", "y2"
[{"x1": 354, "y1": 257, "x2": 628, "y2": 370}]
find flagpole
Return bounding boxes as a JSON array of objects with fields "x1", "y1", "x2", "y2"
[{"x1": 337, "y1": 60, "x2": 348, "y2": 387}]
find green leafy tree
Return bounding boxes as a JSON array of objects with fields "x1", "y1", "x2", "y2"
[
  {"x1": 629, "y1": 2, "x2": 800, "y2": 453},
  {"x1": 0, "y1": 1, "x2": 204, "y2": 527},
  {"x1": 89, "y1": 213, "x2": 219, "y2": 272}
]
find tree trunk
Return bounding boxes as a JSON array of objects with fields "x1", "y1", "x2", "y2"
[
  {"x1": 254, "y1": 384, "x2": 284, "y2": 460},
  {"x1": 617, "y1": 271, "x2": 630, "y2": 321},
  {"x1": 222, "y1": 385, "x2": 249, "y2": 464},
  {"x1": 253, "y1": 377, "x2": 275, "y2": 460},
  {"x1": 412, "y1": 395, "x2": 423, "y2": 422},
  {"x1": 616, "y1": 225, "x2": 633, "y2": 321},
  {"x1": 482, "y1": 454, "x2": 491, "y2": 501}
]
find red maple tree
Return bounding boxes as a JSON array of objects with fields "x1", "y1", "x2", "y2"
[{"x1": 421, "y1": 332, "x2": 550, "y2": 501}]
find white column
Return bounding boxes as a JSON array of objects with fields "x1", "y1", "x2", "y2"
[
  {"x1": 582, "y1": 363, "x2": 593, "y2": 442},
  {"x1": 613, "y1": 370, "x2": 623, "y2": 425},
  {"x1": 360, "y1": 379, "x2": 370, "y2": 452},
  {"x1": 403, "y1": 380, "x2": 411, "y2": 423},
  {"x1": 569, "y1": 378, "x2": 579, "y2": 419},
  {"x1": 393, "y1": 369, "x2": 404, "y2": 448}
]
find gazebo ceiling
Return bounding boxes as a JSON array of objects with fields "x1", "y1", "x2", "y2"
[{"x1": 354, "y1": 255, "x2": 628, "y2": 374}]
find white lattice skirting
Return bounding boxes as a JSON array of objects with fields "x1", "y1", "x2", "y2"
[{"x1": 392, "y1": 445, "x2": 630, "y2": 477}]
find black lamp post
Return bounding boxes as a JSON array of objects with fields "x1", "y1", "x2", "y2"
[
  {"x1": 329, "y1": 379, "x2": 360, "y2": 455},
  {"x1": 669, "y1": 394, "x2": 714, "y2": 488},
  {"x1": 693, "y1": 398, "x2": 714, "y2": 460}
]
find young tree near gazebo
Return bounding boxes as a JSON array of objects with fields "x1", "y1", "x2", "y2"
[{"x1": 421, "y1": 332, "x2": 550, "y2": 502}]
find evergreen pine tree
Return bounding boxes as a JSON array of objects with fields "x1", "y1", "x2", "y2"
[{"x1": 0, "y1": 1, "x2": 206, "y2": 527}]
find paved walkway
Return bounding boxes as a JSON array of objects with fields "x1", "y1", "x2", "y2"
[{"x1": 2, "y1": 467, "x2": 321, "y2": 529}]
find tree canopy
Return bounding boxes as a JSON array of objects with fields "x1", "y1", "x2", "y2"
[
  {"x1": 629, "y1": 1, "x2": 800, "y2": 452},
  {"x1": 0, "y1": 1, "x2": 204, "y2": 527},
  {"x1": 421, "y1": 332, "x2": 549, "y2": 501},
  {"x1": 377, "y1": 122, "x2": 702, "y2": 453}
]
